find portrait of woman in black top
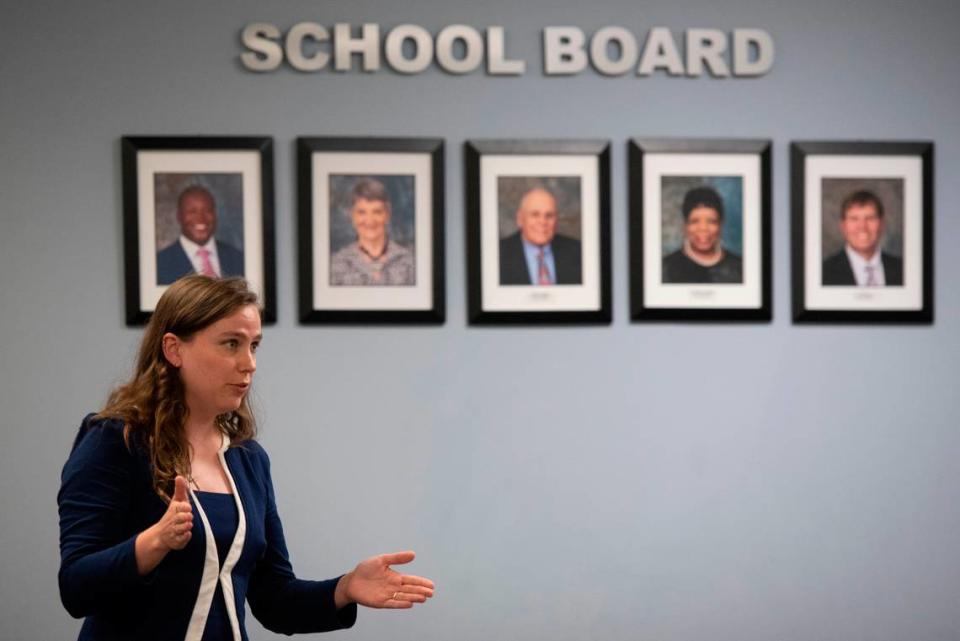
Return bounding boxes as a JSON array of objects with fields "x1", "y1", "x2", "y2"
[{"x1": 662, "y1": 185, "x2": 743, "y2": 284}]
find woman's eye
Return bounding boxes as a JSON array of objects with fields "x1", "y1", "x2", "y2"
[
  {"x1": 251, "y1": 342, "x2": 260, "y2": 352},
  {"x1": 225, "y1": 339, "x2": 238, "y2": 349}
]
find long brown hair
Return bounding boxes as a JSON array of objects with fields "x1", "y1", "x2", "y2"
[{"x1": 98, "y1": 275, "x2": 259, "y2": 499}]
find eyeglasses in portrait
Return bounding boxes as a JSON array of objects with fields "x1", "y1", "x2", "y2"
[
  {"x1": 466, "y1": 139, "x2": 611, "y2": 324},
  {"x1": 297, "y1": 137, "x2": 444, "y2": 324},
  {"x1": 328, "y1": 174, "x2": 417, "y2": 288}
]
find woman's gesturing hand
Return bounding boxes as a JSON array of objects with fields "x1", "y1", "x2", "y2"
[
  {"x1": 157, "y1": 475, "x2": 194, "y2": 550},
  {"x1": 335, "y1": 551, "x2": 435, "y2": 610},
  {"x1": 135, "y1": 475, "x2": 193, "y2": 575}
]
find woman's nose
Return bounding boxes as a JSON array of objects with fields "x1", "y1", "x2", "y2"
[{"x1": 239, "y1": 350, "x2": 256, "y2": 372}]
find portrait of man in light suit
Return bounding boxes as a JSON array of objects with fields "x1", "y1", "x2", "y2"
[
  {"x1": 822, "y1": 189, "x2": 903, "y2": 287},
  {"x1": 498, "y1": 186, "x2": 582, "y2": 286},
  {"x1": 156, "y1": 184, "x2": 244, "y2": 285}
]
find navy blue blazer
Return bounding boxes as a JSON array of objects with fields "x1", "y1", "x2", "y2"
[
  {"x1": 498, "y1": 232, "x2": 582, "y2": 285},
  {"x1": 58, "y1": 415, "x2": 356, "y2": 641},
  {"x1": 822, "y1": 249, "x2": 903, "y2": 286},
  {"x1": 156, "y1": 239, "x2": 245, "y2": 285}
]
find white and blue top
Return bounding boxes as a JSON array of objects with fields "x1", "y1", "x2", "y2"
[{"x1": 58, "y1": 415, "x2": 357, "y2": 641}]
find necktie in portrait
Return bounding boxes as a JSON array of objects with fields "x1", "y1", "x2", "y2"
[
  {"x1": 537, "y1": 247, "x2": 552, "y2": 285},
  {"x1": 197, "y1": 248, "x2": 217, "y2": 277}
]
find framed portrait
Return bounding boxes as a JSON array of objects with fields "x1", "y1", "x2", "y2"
[
  {"x1": 297, "y1": 137, "x2": 444, "y2": 324},
  {"x1": 629, "y1": 138, "x2": 772, "y2": 321},
  {"x1": 465, "y1": 139, "x2": 611, "y2": 324},
  {"x1": 791, "y1": 141, "x2": 933, "y2": 323},
  {"x1": 121, "y1": 136, "x2": 276, "y2": 325}
]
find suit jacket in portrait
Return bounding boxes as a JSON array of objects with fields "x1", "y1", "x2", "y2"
[
  {"x1": 822, "y1": 249, "x2": 903, "y2": 286},
  {"x1": 498, "y1": 231, "x2": 582, "y2": 285},
  {"x1": 156, "y1": 239, "x2": 245, "y2": 285}
]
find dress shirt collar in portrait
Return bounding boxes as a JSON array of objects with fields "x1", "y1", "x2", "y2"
[
  {"x1": 358, "y1": 237, "x2": 389, "y2": 262},
  {"x1": 521, "y1": 237, "x2": 555, "y2": 285},
  {"x1": 179, "y1": 235, "x2": 223, "y2": 277},
  {"x1": 844, "y1": 244, "x2": 885, "y2": 286}
]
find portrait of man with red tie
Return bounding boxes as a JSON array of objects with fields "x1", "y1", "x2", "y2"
[
  {"x1": 156, "y1": 181, "x2": 245, "y2": 285},
  {"x1": 498, "y1": 181, "x2": 582, "y2": 286}
]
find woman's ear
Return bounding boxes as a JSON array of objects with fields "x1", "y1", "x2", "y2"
[{"x1": 162, "y1": 333, "x2": 182, "y2": 368}]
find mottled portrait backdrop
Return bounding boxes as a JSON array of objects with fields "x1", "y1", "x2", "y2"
[
  {"x1": 329, "y1": 174, "x2": 416, "y2": 253},
  {"x1": 821, "y1": 177, "x2": 903, "y2": 257},
  {"x1": 497, "y1": 176, "x2": 582, "y2": 240},
  {"x1": 154, "y1": 172, "x2": 244, "y2": 251},
  {"x1": 660, "y1": 175, "x2": 742, "y2": 256}
]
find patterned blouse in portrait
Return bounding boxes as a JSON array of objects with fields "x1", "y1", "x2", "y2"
[{"x1": 330, "y1": 240, "x2": 415, "y2": 286}]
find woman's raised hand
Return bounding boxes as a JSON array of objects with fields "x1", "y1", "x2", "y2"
[
  {"x1": 135, "y1": 475, "x2": 193, "y2": 574},
  {"x1": 335, "y1": 551, "x2": 435, "y2": 610},
  {"x1": 158, "y1": 476, "x2": 194, "y2": 550}
]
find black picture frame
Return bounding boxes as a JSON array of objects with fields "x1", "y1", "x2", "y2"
[
  {"x1": 791, "y1": 141, "x2": 933, "y2": 324},
  {"x1": 629, "y1": 138, "x2": 772, "y2": 322},
  {"x1": 297, "y1": 137, "x2": 445, "y2": 324},
  {"x1": 121, "y1": 136, "x2": 276, "y2": 325},
  {"x1": 465, "y1": 139, "x2": 612, "y2": 324}
]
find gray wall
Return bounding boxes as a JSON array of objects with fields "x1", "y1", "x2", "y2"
[{"x1": 2, "y1": 1, "x2": 959, "y2": 640}]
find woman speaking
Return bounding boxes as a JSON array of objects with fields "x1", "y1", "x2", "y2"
[{"x1": 58, "y1": 275, "x2": 434, "y2": 640}]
